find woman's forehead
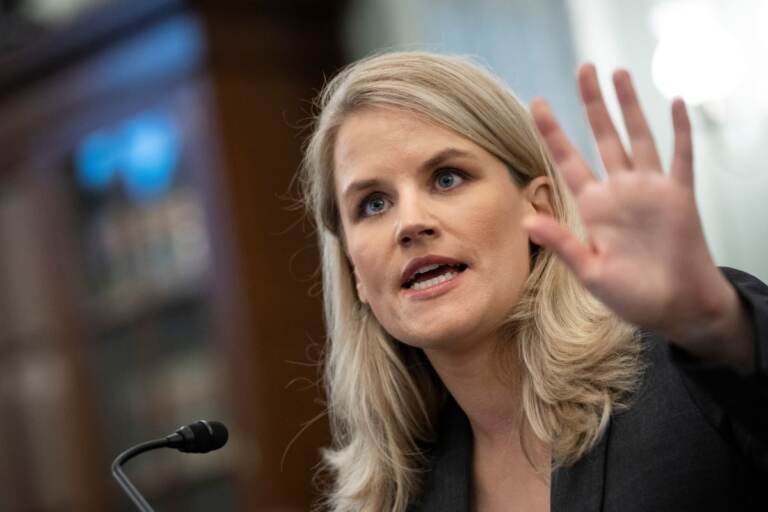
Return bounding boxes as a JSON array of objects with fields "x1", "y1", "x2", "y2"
[{"x1": 333, "y1": 108, "x2": 480, "y2": 179}]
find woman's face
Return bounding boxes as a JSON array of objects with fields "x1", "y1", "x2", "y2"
[{"x1": 333, "y1": 107, "x2": 551, "y2": 355}]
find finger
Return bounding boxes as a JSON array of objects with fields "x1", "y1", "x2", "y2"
[
  {"x1": 613, "y1": 69, "x2": 663, "y2": 172},
  {"x1": 578, "y1": 63, "x2": 632, "y2": 173},
  {"x1": 523, "y1": 214, "x2": 595, "y2": 282},
  {"x1": 670, "y1": 98, "x2": 694, "y2": 189},
  {"x1": 530, "y1": 98, "x2": 596, "y2": 196}
]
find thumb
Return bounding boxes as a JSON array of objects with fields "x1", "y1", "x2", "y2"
[{"x1": 522, "y1": 214, "x2": 593, "y2": 279}]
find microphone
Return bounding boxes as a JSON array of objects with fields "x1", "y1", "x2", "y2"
[
  {"x1": 165, "y1": 419, "x2": 229, "y2": 453},
  {"x1": 111, "y1": 420, "x2": 229, "y2": 511}
]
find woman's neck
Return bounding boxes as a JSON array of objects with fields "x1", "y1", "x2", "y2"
[
  {"x1": 424, "y1": 338, "x2": 524, "y2": 447},
  {"x1": 424, "y1": 338, "x2": 551, "y2": 510}
]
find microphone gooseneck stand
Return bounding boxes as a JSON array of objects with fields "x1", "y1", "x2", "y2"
[
  {"x1": 111, "y1": 438, "x2": 168, "y2": 512},
  {"x1": 111, "y1": 420, "x2": 229, "y2": 512}
]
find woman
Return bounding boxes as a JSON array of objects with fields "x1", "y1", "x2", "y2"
[{"x1": 299, "y1": 52, "x2": 767, "y2": 511}]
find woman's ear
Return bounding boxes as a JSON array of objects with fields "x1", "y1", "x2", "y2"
[
  {"x1": 525, "y1": 176, "x2": 554, "y2": 217},
  {"x1": 345, "y1": 247, "x2": 369, "y2": 305},
  {"x1": 355, "y1": 276, "x2": 369, "y2": 305},
  {"x1": 352, "y1": 267, "x2": 369, "y2": 305}
]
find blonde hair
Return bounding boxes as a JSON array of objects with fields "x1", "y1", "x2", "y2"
[{"x1": 299, "y1": 51, "x2": 644, "y2": 512}]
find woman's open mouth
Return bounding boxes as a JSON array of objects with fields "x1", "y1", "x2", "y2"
[
  {"x1": 401, "y1": 263, "x2": 468, "y2": 299},
  {"x1": 402, "y1": 263, "x2": 467, "y2": 290}
]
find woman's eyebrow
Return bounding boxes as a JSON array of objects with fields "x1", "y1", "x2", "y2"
[
  {"x1": 421, "y1": 147, "x2": 475, "y2": 171},
  {"x1": 341, "y1": 147, "x2": 475, "y2": 204},
  {"x1": 342, "y1": 177, "x2": 384, "y2": 205}
]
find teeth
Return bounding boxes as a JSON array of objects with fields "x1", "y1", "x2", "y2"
[
  {"x1": 411, "y1": 271, "x2": 457, "y2": 291},
  {"x1": 414, "y1": 263, "x2": 441, "y2": 277}
]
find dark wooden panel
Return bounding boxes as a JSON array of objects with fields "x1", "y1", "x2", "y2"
[{"x1": 198, "y1": 4, "x2": 347, "y2": 509}]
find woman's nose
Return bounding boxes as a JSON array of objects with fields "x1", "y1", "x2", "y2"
[{"x1": 395, "y1": 195, "x2": 438, "y2": 246}]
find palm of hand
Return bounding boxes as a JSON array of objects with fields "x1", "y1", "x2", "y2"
[
  {"x1": 574, "y1": 172, "x2": 711, "y2": 332},
  {"x1": 527, "y1": 65, "x2": 729, "y2": 337}
]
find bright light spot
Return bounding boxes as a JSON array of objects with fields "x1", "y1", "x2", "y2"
[
  {"x1": 75, "y1": 130, "x2": 119, "y2": 190},
  {"x1": 650, "y1": 1, "x2": 746, "y2": 105},
  {"x1": 21, "y1": 0, "x2": 105, "y2": 25},
  {"x1": 74, "y1": 112, "x2": 180, "y2": 202},
  {"x1": 120, "y1": 115, "x2": 180, "y2": 201}
]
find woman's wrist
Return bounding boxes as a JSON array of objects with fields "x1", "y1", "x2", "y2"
[{"x1": 666, "y1": 281, "x2": 755, "y2": 374}]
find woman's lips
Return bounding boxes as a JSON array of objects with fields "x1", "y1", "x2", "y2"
[
  {"x1": 400, "y1": 255, "x2": 468, "y2": 287},
  {"x1": 401, "y1": 267, "x2": 466, "y2": 300}
]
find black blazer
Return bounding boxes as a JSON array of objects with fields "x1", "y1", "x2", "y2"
[{"x1": 409, "y1": 267, "x2": 768, "y2": 511}]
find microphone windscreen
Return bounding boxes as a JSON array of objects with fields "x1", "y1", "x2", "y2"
[{"x1": 182, "y1": 420, "x2": 229, "y2": 453}]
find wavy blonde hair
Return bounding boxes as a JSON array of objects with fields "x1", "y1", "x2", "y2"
[{"x1": 299, "y1": 51, "x2": 644, "y2": 512}]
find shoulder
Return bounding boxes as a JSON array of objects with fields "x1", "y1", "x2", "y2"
[
  {"x1": 602, "y1": 330, "x2": 764, "y2": 510},
  {"x1": 612, "y1": 330, "x2": 721, "y2": 447}
]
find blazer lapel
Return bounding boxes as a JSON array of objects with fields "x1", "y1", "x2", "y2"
[
  {"x1": 410, "y1": 397, "x2": 473, "y2": 512},
  {"x1": 550, "y1": 418, "x2": 611, "y2": 512}
]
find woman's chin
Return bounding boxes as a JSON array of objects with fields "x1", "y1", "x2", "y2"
[{"x1": 393, "y1": 317, "x2": 493, "y2": 354}]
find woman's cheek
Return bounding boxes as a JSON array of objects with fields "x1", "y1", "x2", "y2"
[{"x1": 350, "y1": 237, "x2": 384, "y2": 296}]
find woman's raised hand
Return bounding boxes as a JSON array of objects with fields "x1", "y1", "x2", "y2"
[{"x1": 525, "y1": 64, "x2": 754, "y2": 371}]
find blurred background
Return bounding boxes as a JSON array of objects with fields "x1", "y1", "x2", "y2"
[{"x1": 0, "y1": 0, "x2": 765, "y2": 510}]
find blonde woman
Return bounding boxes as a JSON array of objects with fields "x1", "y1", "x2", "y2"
[{"x1": 299, "y1": 52, "x2": 767, "y2": 511}]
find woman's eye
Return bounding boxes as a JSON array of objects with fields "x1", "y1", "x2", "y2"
[
  {"x1": 358, "y1": 193, "x2": 390, "y2": 218},
  {"x1": 435, "y1": 168, "x2": 465, "y2": 190},
  {"x1": 355, "y1": 169, "x2": 466, "y2": 220}
]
